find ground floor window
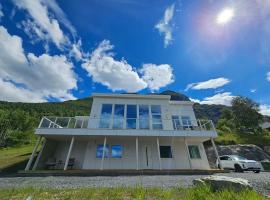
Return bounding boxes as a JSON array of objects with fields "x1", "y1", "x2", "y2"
[
  {"x1": 188, "y1": 145, "x2": 201, "y2": 159},
  {"x1": 111, "y1": 145, "x2": 123, "y2": 158},
  {"x1": 159, "y1": 146, "x2": 172, "y2": 158},
  {"x1": 96, "y1": 144, "x2": 123, "y2": 158},
  {"x1": 96, "y1": 144, "x2": 109, "y2": 158}
]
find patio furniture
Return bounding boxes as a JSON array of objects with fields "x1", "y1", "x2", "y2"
[
  {"x1": 67, "y1": 158, "x2": 75, "y2": 169},
  {"x1": 45, "y1": 157, "x2": 56, "y2": 169}
]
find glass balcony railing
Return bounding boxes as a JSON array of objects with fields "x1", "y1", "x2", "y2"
[{"x1": 38, "y1": 116, "x2": 216, "y2": 131}]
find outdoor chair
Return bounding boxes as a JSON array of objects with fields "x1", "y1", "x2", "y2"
[{"x1": 67, "y1": 158, "x2": 75, "y2": 169}]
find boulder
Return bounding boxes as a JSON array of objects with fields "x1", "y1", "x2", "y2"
[{"x1": 193, "y1": 176, "x2": 253, "y2": 192}]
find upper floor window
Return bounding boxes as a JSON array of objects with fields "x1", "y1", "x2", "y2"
[
  {"x1": 126, "y1": 105, "x2": 137, "y2": 129},
  {"x1": 172, "y1": 115, "x2": 181, "y2": 130},
  {"x1": 139, "y1": 105, "x2": 149, "y2": 129},
  {"x1": 151, "y1": 105, "x2": 163, "y2": 130},
  {"x1": 113, "y1": 104, "x2": 125, "y2": 129},
  {"x1": 181, "y1": 116, "x2": 192, "y2": 129},
  {"x1": 99, "y1": 104, "x2": 112, "y2": 128}
]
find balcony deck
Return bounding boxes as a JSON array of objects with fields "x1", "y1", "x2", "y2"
[{"x1": 36, "y1": 116, "x2": 218, "y2": 138}]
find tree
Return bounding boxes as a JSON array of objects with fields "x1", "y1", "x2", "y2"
[
  {"x1": 217, "y1": 108, "x2": 235, "y2": 133},
  {"x1": 231, "y1": 96, "x2": 263, "y2": 133}
]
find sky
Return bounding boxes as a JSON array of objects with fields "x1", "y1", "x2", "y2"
[{"x1": 0, "y1": 0, "x2": 269, "y2": 115}]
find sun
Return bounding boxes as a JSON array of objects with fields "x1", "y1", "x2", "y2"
[{"x1": 216, "y1": 8, "x2": 234, "y2": 25}]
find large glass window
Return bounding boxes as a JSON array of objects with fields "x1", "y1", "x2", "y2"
[
  {"x1": 111, "y1": 145, "x2": 123, "y2": 158},
  {"x1": 113, "y1": 104, "x2": 125, "y2": 129},
  {"x1": 99, "y1": 104, "x2": 112, "y2": 128},
  {"x1": 172, "y1": 115, "x2": 181, "y2": 130},
  {"x1": 151, "y1": 105, "x2": 163, "y2": 130},
  {"x1": 181, "y1": 116, "x2": 192, "y2": 129},
  {"x1": 126, "y1": 105, "x2": 137, "y2": 129},
  {"x1": 159, "y1": 146, "x2": 172, "y2": 158},
  {"x1": 96, "y1": 144, "x2": 109, "y2": 158},
  {"x1": 139, "y1": 105, "x2": 149, "y2": 129},
  {"x1": 188, "y1": 145, "x2": 201, "y2": 159}
]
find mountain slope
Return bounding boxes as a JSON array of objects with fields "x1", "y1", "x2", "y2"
[{"x1": 0, "y1": 91, "x2": 225, "y2": 123}]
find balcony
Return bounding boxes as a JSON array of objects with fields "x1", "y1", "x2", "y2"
[{"x1": 36, "y1": 116, "x2": 217, "y2": 138}]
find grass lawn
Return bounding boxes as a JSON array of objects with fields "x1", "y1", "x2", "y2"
[
  {"x1": 0, "y1": 186, "x2": 267, "y2": 200},
  {"x1": 0, "y1": 145, "x2": 34, "y2": 172}
]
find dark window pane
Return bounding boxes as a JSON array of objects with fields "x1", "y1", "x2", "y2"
[
  {"x1": 126, "y1": 119, "x2": 136, "y2": 129},
  {"x1": 101, "y1": 104, "x2": 112, "y2": 115},
  {"x1": 153, "y1": 124, "x2": 163, "y2": 130},
  {"x1": 188, "y1": 145, "x2": 201, "y2": 159},
  {"x1": 181, "y1": 116, "x2": 192, "y2": 126},
  {"x1": 139, "y1": 118, "x2": 149, "y2": 129},
  {"x1": 96, "y1": 144, "x2": 109, "y2": 158},
  {"x1": 111, "y1": 145, "x2": 123, "y2": 158},
  {"x1": 159, "y1": 146, "x2": 172, "y2": 158},
  {"x1": 127, "y1": 105, "x2": 137, "y2": 118}
]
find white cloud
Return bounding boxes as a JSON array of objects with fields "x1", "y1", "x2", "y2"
[
  {"x1": 13, "y1": 0, "x2": 68, "y2": 49},
  {"x1": 140, "y1": 64, "x2": 174, "y2": 91},
  {"x1": 185, "y1": 77, "x2": 230, "y2": 91},
  {"x1": 82, "y1": 40, "x2": 174, "y2": 92},
  {"x1": 70, "y1": 39, "x2": 84, "y2": 61},
  {"x1": 0, "y1": 79, "x2": 44, "y2": 102},
  {"x1": 0, "y1": 25, "x2": 77, "y2": 102},
  {"x1": 260, "y1": 104, "x2": 270, "y2": 116},
  {"x1": 196, "y1": 92, "x2": 235, "y2": 106},
  {"x1": 82, "y1": 40, "x2": 147, "y2": 92},
  {"x1": 250, "y1": 89, "x2": 257, "y2": 93},
  {"x1": 155, "y1": 4, "x2": 175, "y2": 47},
  {"x1": 267, "y1": 71, "x2": 270, "y2": 81}
]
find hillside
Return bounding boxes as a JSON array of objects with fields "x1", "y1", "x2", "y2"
[{"x1": 0, "y1": 91, "x2": 226, "y2": 123}]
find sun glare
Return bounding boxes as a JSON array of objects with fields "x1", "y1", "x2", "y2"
[{"x1": 216, "y1": 8, "x2": 234, "y2": 25}]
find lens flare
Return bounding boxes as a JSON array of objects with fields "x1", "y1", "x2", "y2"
[{"x1": 216, "y1": 8, "x2": 234, "y2": 25}]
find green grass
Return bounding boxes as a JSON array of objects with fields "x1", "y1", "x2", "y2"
[
  {"x1": 0, "y1": 145, "x2": 34, "y2": 172},
  {"x1": 215, "y1": 131, "x2": 270, "y2": 146},
  {"x1": 0, "y1": 186, "x2": 267, "y2": 200}
]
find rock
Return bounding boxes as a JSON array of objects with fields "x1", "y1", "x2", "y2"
[{"x1": 193, "y1": 175, "x2": 253, "y2": 192}]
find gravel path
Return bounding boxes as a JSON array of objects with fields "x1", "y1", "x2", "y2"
[{"x1": 0, "y1": 172, "x2": 269, "y2": 196}]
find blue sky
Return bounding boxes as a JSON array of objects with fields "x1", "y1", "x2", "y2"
[{"x1": 0, "y1": 0, "x2": 269, "y2": 115}]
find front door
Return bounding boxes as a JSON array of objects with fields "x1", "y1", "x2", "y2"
[{"x1": 142, "y1": 145, "x2": 152, "y2": 169}]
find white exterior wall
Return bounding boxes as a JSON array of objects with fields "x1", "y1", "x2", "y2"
[
  {"x1": 88, "y1": 94, "x2": 195, "y2": 131},
  {"x1": 81, "y1": 137, "x2": 210, "y2": 170}
]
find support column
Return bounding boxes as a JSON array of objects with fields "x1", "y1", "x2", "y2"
[
  {"x1": 210, "y1": 137, "x2": 223, "y2": 169},
  {"x1": 156, "y1": 137, "x2": 162, "y2": 170},
  {"x1": 25, "y1": 136, "x2": 42, "y2": 171},
  {"x1": 100, "y1": 136, "x2": 107, "y2": 170},
  {"x1": 136, "y1": 137, "x2": 139, "y2": 170},
  {"x1": 32, "y1": 138, "x2": 47, "y2": 170},
  {"x1": 64, "y1": 136, "x2": 75, "y2": 170},
  {"x1": 184, "y1": 137, "x2": 192, "y2": 169}
]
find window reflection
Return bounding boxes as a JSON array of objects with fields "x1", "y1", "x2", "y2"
[
  {"x1": 139, "y1": 105, "x2": 149, "y2": 129},
  {"x1": 113, "y1": 104, "x2": 125, "y2": 129},
  {"x1": 126, "y1": 105, "x2": 137, "y2": 129},
  {"x1": 99, "y1": 104, "x2": 112, "y2": 128},
  {"x1": 151, "y1": 105, "x2": 162, "y2": 130}
]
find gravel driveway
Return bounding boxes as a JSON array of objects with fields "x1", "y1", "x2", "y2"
[{"x1": 0, "y1": 172, "x2": 269, "y2": 196}]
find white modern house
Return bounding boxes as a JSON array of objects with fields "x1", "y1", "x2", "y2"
[{"x1": 25, "y1": 93, "x2": 222, "y2": 172}]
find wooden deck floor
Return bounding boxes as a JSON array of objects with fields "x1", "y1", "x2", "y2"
[{"x1": 17, "y1": 169, "x2": 227, "y2": 176}]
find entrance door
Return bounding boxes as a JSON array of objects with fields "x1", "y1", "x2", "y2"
[{"x1": 142, "y1": 145, "x2": 152, "y2": 169}]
